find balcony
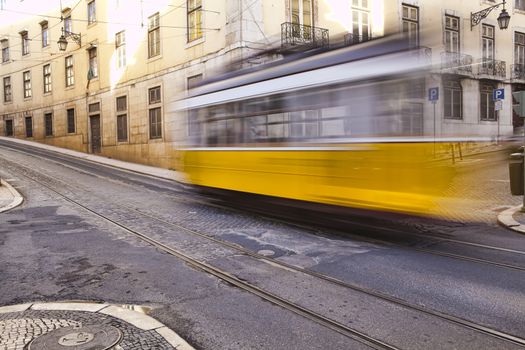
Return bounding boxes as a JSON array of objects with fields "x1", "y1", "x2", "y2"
[
  {"x1": 440, "y1": 52, "x2": 474, "y2": 76},
  {"x1": 410, "y1": 46, "x2": 432, "y2": 63},
  {"x1": 511, "y1": 64, "x2": 525, "y2": 81},
  {"x1": 344, "y1": 33, "x2": 372, "y2": 46},
  {"x1": 281, "y1": 22, "x2": 329, "y2": 52},
  {"x1": 477, "y1": 58, "x2": 506, "y2": 79}
]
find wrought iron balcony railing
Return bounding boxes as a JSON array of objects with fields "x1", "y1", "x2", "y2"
[
  {"x1": 281, "y1": 22, "x2": 329, "y2": 51},
  {"x1": 511, "y1": 64, "x2": 525, "y2": 80},
  {"x1": 410, "y1": 46, "x2": 432, "y2": 63},
  {"x1": 344, "y1": 33, "x2": 371, "y2": 46},
  {"x1": 440, "y1": 52, "x2": 474, "y2": 75},
  {"x1": 478, "y1": 58, "x2": 506, "y2": 79}
]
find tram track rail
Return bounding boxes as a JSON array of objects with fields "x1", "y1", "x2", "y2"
[{"x1": 1, "y1": 145, "x2": 525, "y2": 348}]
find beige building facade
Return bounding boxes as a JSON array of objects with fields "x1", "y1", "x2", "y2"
[{"x1": 0, "y1": 0, "x2": 524, "y2": 169}]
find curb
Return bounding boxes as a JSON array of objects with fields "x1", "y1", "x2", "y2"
[
  {"x1": 0, "y1": 301, "x2": 195, "y2": 350},
  {"x1": 0, "y1": 136, "x2": 184, "y2": 183},
  {"x1": 0, "y1": 179, "x2": 23, "y2": 213},
  {"x1": 497, "y1": 205, "x2": 525, "y2": 234}
]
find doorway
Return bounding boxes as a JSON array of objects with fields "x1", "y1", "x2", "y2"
[{"x1": 90, "y1": 115, "x2": 101, "y2": 153}]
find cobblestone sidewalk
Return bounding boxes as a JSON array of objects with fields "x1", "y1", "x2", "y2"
[{"x1": 0, "y1": 302, "x2": 193, "y2": 350}]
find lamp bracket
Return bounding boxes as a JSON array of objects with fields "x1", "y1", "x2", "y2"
[
  {"x1": 471, "y1": 0, "x2": 506, "y2": 30},
  {"x1": 63, "y1": 28, "x2": 81, "y2": 46}
]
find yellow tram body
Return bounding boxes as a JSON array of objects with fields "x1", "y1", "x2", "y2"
[
  {"x1": 181, "y1": 142, "x2": 454, "y2": 216},
  {"x1": 174, "y1": 38, "x2": 460, "y2": 217}
]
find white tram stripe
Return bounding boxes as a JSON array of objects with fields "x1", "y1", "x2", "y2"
[{"x1": 172, "y1": 52, "x2": 429, "y2": 111}]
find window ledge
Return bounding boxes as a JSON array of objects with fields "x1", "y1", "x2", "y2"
[
  {"x1": 148, "y1": 137, "x2": 163, "y2": 143},
  {"x1": 185, "y1": 37, "x2": 205, "y2": 49},
  {"x1": 147, "y1": 54, "x2": 163, "y2": 63},
  {"x1": 65, "y1": 85, "x2": 75, "y2": 90},
  {"x1": 43, "y1": 92, "x2": 52, "y2": 96}
]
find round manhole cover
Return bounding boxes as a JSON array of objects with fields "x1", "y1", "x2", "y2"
[{"x1": 28, "y1": 325, "x2": 122, "y2": 350}]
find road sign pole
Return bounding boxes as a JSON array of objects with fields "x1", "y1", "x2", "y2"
[
  {"x1": 433, "y1": 102, "x2": 436, "y2": 157},
  {"x1": 428, "y1": 87, "x2": 439, "y2": 158},
  {"x1": 497, "y1": 109, "x2": 500, "y2": 145},
  {"x1": 493, "y1": 88, "x2": 505, "y2": 144}
]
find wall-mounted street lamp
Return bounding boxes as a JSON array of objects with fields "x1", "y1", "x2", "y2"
[
  {"x1": 57, "y1": 27, "x2": 81, "y2": 51},
  {"x1": 471, "y1": 0, "x2": 511, "y2": 30}
]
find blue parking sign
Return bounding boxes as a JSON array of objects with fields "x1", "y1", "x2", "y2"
[
  {"x1": 493, "y1": 88, "x2": 505, "y2": 101},
  {"x1": 428, "y1": 87, "x2": 439, "y2": 102}
]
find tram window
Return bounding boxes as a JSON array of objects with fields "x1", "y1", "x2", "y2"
[
  {"x1": 320, "y1": 106, "x2": 346, "y2": 137},
  {"x1": 188, "y1": 109, "x2": 199, "y2": 137},
  {"x1": 190, "y1": 76, "x2": 429, "y2": 147},
  {"x1": 245, "y1": 115, "x2": 268, "y2": 142},
  {"x1": 289, "y1": 110, "x2": 320, "y2": 139},
  {"x1": 267, "y1": 113, "x2": 288, "y2": 139}
]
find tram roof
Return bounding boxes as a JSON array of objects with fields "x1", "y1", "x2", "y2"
[{"x1": 189, "y1": 36, "x2": 415, "y2": 98}]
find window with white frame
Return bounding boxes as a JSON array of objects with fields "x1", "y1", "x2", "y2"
[
  {"x1": 64, "y1": 15, "x2": 72, "y2": 34},
  {"x1": 23, "y1": 71, "x2": 31, "y2": 98},
  {"x1": 88, "y1": 0, "x2": 96, "y2": 24},
  {"x1": 3, "y1": 76, "x2": 11, "y2": 102},
  {"x1": 444, "y1": 15, "x2": 459, "y2": 53},
  {"x1": 115, "y1": 31, "x2": 126, "y2": 68},
  {"x1": 21, "y1": 31, "x2": 29, "y2": 55},
  {"x1": 351, "y1": 0, "x2": 370, "y2": 42},
  {"x1": 482, "y1": 24, "x2": 495, "y2": 61},
  {"x1": 116, "y1": 95, "x2": 128, "y2": 142},
  {"x1": 65, "y1": 55, "x2": 74, "y2": 87},
  {"x1": 148, "y1": 13, "x2": 160, "y2": 58},
  {"x1": 149, "y1": 86, "x2": 162, "y2": 139},
  {"x1": 291, "y1": 0, "x2": 312, "y2": 26},
  {"x1": 402, "y1": 4, "x2": 419, "y2": 47},
  {"x1": 88, "y1": 47, "x2": 98, "y2": 78},
  {"x1": 43, "y1": 64, "x2": 52, "y2": 93},
  {"x1": 516, "y1": 0, "x2": 525, "y2": 11},
  {"x1": 1, "y1": 39, "x2": 8, "y2": 62},
  {"x1": 515, "y1": 32, "x2": 525, "y2": 65},
  {"x1": 187, "y1": 0, "x2": 203, "y2": 42},
  {"x1": 480, "y1": 82, "x2": 497, "y2": 121},
  {"x1": 41, "y1": 21, "x2": 49, "y2": 47},
  {"x1": 443, "y1": 77, "x2": 462, "y2": 119}
]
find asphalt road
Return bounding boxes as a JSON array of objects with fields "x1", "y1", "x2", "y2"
[{"x1": 0, "y1": 140, "x2": 524, "y2": 350}]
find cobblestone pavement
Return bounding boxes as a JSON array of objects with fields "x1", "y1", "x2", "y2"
[{"x1": 0, "y1": 304, "x2": 186, "y2": 350}]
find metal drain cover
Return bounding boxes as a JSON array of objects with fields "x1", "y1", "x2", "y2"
[{"x1": 28, "y1": 325, "x2": 122, "y2": 350}]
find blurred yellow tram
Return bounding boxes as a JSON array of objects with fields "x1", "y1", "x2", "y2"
[{"x1": 173, "y1": 39, "x2": 456, "y2": 217}]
